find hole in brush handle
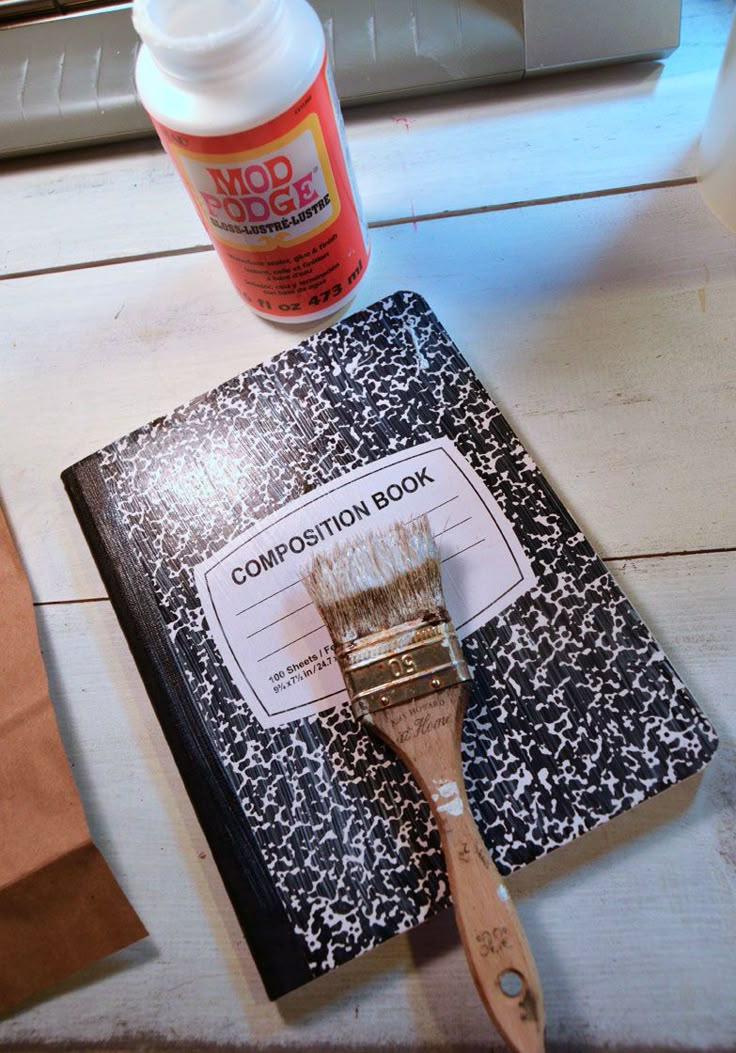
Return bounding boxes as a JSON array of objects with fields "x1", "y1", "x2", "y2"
[{"x1": 499, "y1": 969, "x2": 525, "y2": 998}]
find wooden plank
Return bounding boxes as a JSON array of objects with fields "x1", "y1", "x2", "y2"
[
  {"x1": 0, "y1": 550, "x2": 732, "y2": 1048},
  {"x1": 2, "y1": 182, "x2": 735, "y2": 604},
  {"x1": 0, "y1": 0, "x2": 732, "y2": 277}
]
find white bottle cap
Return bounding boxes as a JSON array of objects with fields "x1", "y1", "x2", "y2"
[{"x1": 133, "y1": 0, "x2": 285, "y2": 80}]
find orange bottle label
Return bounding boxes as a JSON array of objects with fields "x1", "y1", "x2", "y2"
[{"x1": 154, "y1": 55, "x2": 369, "y2": 320}]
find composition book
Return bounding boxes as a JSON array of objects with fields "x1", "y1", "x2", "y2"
[{"x1": 63, "y1": 290, "x2": 718, "y2": 998}]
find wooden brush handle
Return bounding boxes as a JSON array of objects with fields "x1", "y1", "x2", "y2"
[{"x1": 370, "y1": 686, "x2": 545, "y2": 1053}]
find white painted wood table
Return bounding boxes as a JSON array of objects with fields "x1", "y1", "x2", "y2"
[{"x1": 1, "y1": 1, "x2": 735, "y2": 1049}]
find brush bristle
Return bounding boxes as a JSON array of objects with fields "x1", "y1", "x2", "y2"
[{"x1": 302, "y1": 515, "x2": 447, "y2": 646}]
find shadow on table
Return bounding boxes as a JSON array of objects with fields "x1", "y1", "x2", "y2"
[
  {"x1": 0, "y1": 938, "x2": 157, "y2": 1023},
  {"x1": 348, "y1": 57, "x2": 665, "y2": 136}
]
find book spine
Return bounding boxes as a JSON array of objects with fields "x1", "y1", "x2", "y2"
[{"x1": 61, "y1": 458, "x2": 314, "y2": 999}]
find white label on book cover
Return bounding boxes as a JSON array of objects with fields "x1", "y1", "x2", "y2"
[{"x1": 194, "y1": 438, "x2": 537, "y2": 729}]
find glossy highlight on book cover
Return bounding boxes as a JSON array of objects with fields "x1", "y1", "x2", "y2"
[{"x1": 62, "y1": 291, "x2": 717, "y2": 998}]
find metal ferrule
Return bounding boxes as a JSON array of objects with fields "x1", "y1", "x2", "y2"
[{"x1": 337, "y1": 615, "x2": 471, "y2": 720}]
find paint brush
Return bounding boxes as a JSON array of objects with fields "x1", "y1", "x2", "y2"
[{"x1": 302, "y1": 515, "x2": 545, "y2": 1053}]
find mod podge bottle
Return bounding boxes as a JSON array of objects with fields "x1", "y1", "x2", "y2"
[{"x1": 133, "y1": 0, "x2": 370, "y2": 322}]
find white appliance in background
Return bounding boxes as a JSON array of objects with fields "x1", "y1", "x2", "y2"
[{"x1": 0, "y1": 0, "x2": 682, "y2": 158}]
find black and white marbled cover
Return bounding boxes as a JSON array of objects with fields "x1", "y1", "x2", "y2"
[{"x1": 63, "y1": 291, "x2": 717, "y2": 998}]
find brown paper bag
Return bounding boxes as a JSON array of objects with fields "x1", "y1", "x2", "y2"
[{"x1": 0, "y1": 505, "x2": 146, "y2": 1014}]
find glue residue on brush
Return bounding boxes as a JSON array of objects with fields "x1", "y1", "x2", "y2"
[
  {"x1": 133, "y1": 0, "x2": 370, "y2": 322},
  {"x1": 432, "y1": 779, "x2": 464, "y2": 817}
]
